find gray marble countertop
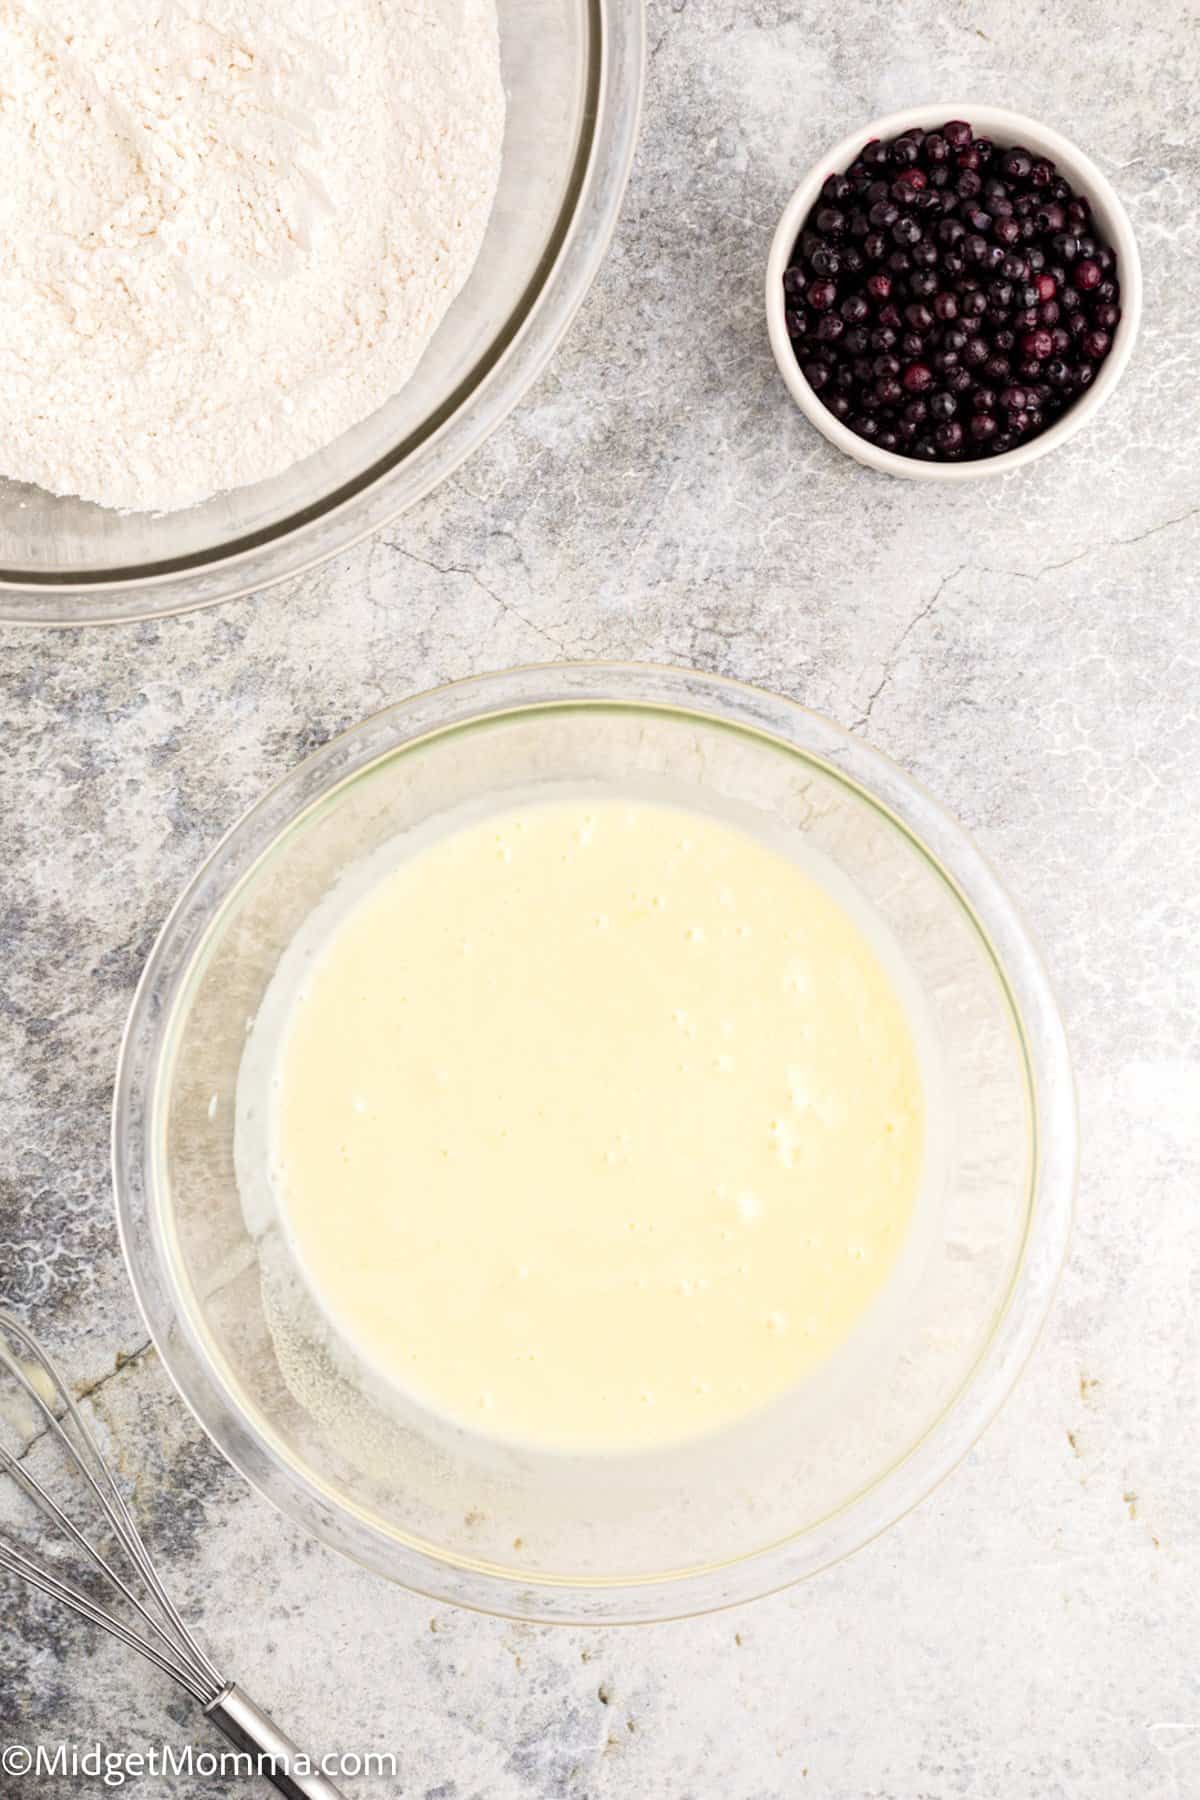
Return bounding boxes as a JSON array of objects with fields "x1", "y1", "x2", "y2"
[{"x1": 2, "y1": 0, "x2": 1197, "y2": 1794}]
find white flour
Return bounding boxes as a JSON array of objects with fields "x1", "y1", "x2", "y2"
[{"x1": 0, "y1": 0, "x2": 504, "y2": 512}]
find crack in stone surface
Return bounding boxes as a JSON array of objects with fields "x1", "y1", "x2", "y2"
[
  {"x1": 851, "y1": 505, "x2": 1200, "y2": 732},
  {"x1": 7, "y1": 1336, "x2": 154, "y2": 1469},
  {"x1": 853, "y1": 565, "x2": 966, "y2": 732},
  {"x1": 987, "y1": 503, "x2": 1200, "y2": 586},
  {"x1": 388, "y1": 542, "x2": 571, "y2": 656}
]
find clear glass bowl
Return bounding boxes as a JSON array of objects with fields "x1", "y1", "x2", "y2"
[
  {"x1": 0, "y1": 0, "x2": 643, "y2": 627},
  {"x1": 113, "y1": 666, "x2": 1076, "y2": 1622}
]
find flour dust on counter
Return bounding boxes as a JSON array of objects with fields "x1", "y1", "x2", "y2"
[
  {"x1": 0, "y1": 0, "x2": 504, "y2": 511},
  {"x1": 238, "y1": 795, "x2": 929, "y2": 1454}
]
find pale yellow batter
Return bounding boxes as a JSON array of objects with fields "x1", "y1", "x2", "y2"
[{"x1": 267, "y1": 799, "x2": 925, "y2": 1451}]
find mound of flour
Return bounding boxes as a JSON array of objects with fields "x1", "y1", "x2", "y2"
[{"x1": 0, "y1": 0, "x2": 504, "y2": 512}]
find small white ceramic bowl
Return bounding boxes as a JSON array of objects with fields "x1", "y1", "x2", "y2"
[{"x1": 766, "y1": 102, "x2": 1143, "y2": 481}]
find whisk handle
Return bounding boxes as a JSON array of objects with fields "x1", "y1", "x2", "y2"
[{"x1": 206, "y1": 1684, "x2": 349, "y2": 1799}]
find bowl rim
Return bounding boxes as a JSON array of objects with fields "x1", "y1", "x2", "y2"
[
  {"x1": 0, "y1": 0, "x2": 646, "y2": 626},
  {"x1": 765, "y1": 100, "x2": 1143, "y2": 482},
  {"x1": 113, "y1": 662, "x2": 1077, "y2": 1623}
]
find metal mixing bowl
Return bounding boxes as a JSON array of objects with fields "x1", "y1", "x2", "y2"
[{"x1": 1, "y1": 0, "x2": 644, "y2": 625}]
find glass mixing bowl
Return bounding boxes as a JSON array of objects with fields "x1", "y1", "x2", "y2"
[
  {"x1": 0, "y1": 1, "x2": 643, "y2": 627},
  {"x1": 114, "y1": 665, "x2": 1076, "y2": 1622}
]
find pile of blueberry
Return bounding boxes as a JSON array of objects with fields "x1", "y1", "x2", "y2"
[{"x1": 783, "y1": 119, "x2": 1121, "y2": 462}]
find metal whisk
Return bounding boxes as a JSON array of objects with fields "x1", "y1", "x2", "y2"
[{"x1": 0, "y1": 1310, "x2": 346, "y2": 1800}]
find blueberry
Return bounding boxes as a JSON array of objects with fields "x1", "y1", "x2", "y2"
[
  {"x1": 933, "y1": 419, "x2": 964, "y2": 451},
  {"x1": 892, "y1": 172, "x2": 927, "y2": 202}
]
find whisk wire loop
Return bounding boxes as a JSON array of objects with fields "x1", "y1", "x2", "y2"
[
  {"x1": 0, "y1": 1535, "x2": 213, "y2": 1700},
  {"x1": 0, "y1": 1434, "x2": 218, "y2": 1700},
  {"x1": 0, "y1": 1314, "x2": 223, "y2": 1703},
  {"x1": 0, "y1": 1309, "x2": 346, "y2": 1799}
]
